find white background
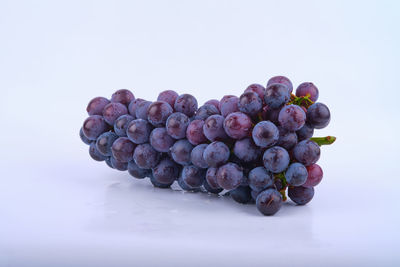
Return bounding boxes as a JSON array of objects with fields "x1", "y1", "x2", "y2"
[{"x1": 1, "y1": 0, "x2": 400, "y2": 266}]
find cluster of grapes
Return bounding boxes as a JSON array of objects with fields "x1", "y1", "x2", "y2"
[{"x1": 79, "y1": 76, "x2": 335, "y2": 216}]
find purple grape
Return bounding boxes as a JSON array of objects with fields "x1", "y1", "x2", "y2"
[
  {"x1": 203, "y1": 141, "x2": 230, "y2": 167},
  {"x1": 306, "y1": 103, "x2": 331, "y2": 129},
  {"x1": 102, "y1": 102, "x2": 128, "y2": 125},
  {"x1": 233, "y1": 138, "x2": 260, "y2": 162},
  {"x1": 223, "y1": 112, "x2": 252, "y2": 140},
  {"x1": 296, "y1": 82, "x2": 319, "y2": 102},
  {"x1": 293, "y1": 140, "x2": 320, "y2": 166},
  {"x1": 174, "y1": 94, "x2": 198, "y2": 117},
  {"x1": 203, "y1": 114, "x2": 228, "y2": 141},
  {"x1": 152, "y1": 158, "x2": 180, "y2": 185},
  {"x1": 251, "y1": 189, "x2": 260, "y2": 201},
  {"x1": 135, "y1": 100, "x2": 152, "y2": 120},
  {"x1": 105, "y1": 157, "x2": 113, "y2": 169},
  {"x1": 205, "y1": 167, "x2": 220, "y2": 189},
  {"x1": 128, "y1": 161, "x2": 151, "y2": 179},
  {"x1": 263, "y1": 146, "x2": 290, "y2": 173},
  {"x1": 82, "y1": 115, "x2": 109, "y2": 140},
  {"x1": 296, "y1": 124, "x2": 314, "y2": 141},
  {"x1": 86, "y1": 97, "x2": 110, "y2": 116},
  {"x1": 177, "y1": 176, "x2": 201, "y2": 192},
  {"x1": 96, "y1": 131, "x2": 119, "y2": 156},
  {"x1": 89, "y1": 142, "x2": 107, "y2": 161},
  {"x1": 285, "y1": 163, "x2": 308, "y2": 186},
  {"x1": 267, "y1": 76, "x2": 293, "y2": 93},
  {"x1": 149, "y1": 127, "x2": 175, "y2": 152},
  {"x1": 79, "y1": 127, "x2": 91, "y2": 145},
  {"x1": 238, "y1": 91, "x2": 263, "y2": 116},
  {"x1": 204, "y1": 99, "x2": 220, "y2": 111},
  {"x1": 256, "y1": 188, "x2": 283, "y2": 215},
  {"x1": 147, "y1": 101, "x2": 173, "y2": 126},
  {"x1": 262, "y1": 106, "x2": 281, "y2": 125},
  {"x1": 219, "y1": 95, "x2": 239, "y2": 117},
  {"x1": 248, "y1": 167, "x2": 274, "y2": 192},
  {"x1": 190, "y1": 144, "x2": 209, "y2": 168},
  {"x1": 126, "y1": 119, "x2": 152, "y2": 144},
  {"x1": 277, "y1": 127, "x2": 298, "y2": 150},
  {"x1": 194, "y1": 104, "x2": 219, "y2": 120},
  {"x1": 181, "y1": 165, "x2": 206, "y2": 189},
  {"x1": 244, "y1": 84, "x2": 265, "y2": 99},
  {"x1": 264, "y1": 83, "x2": 290, "y2": 108},
  {"x1": 186, "y1": 119, "x2": 207, "y2": 145},
  {"x1": 111, "y1": 137, "x2": 136, "y2": 163},
  {"x1": 274, "y1": 179, "x2": 284, "y2": 191},
  {"x1": 150, "y1": 175, "x2": 174, "y2": 188},
  {"x1": 288, "y1": 186, "x2": 314, "y2": 205},
  {"x1": 303, "y1": 164, "x2": 323, "y2": 187},
  {"x1": 114, "y1": 114, "x2": 134, "y2": 137},
  {"x1": 203, "y1": 180, "x2": 223, "y2": 194},
  {"x1": 278, "y1": 104, "x2": 306, "y2": 131},
  {"x1": 111, "y1": 89, "x2": 135, "y2": 106},
  {"x1": 216, "y1": 163, "x2": 243, "y2": 190},
  {"x1": 230, "y1": 186, "x2": 252, "y2": 204},
  {"x1": 133, "y1": 143, "x2": 160, "y2": 169},
  {"x1": 166, "y1": 112, "x2": 190, "y2": 139},
  {"x1": 110, "y1": 156, "x2": 128, "y2": 171},
  {"x1": 157, "y1": 90, "x2": 179, "y2": 108},
  {"x1": 128, "y1": 98, "x2": 145, "y2": 117},
  {"x1": 252, "y1": 121, "x2": 279, "y2": 148},
  {"x1": 170, "y1": 139, "x2": 193, "y2": 165}
]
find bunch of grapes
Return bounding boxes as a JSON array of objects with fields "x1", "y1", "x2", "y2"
[{"x1": 79, "y1": 76, "x2": 335, "y2": 216}]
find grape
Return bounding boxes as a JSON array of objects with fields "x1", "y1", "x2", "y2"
[
  {"x1": 293, "y1": 140, "x2": 320, "y2": 166},
  {"x1": 190, "y1": 144, "x2": 209, "y2": 168},
  {"x1": 285, "y1": 163, "x2": 308, "y2": 186},
  {"x1": 157, "y1": 90, "x2": 178, "y2": 108},
  {"x1": 128, "y1": 161, "x2": 151, "y2": 179},
  {"x1": 264, "y1": 83, "x2": 290, "y2": 108},
  {"x1": 166, "y1": 112, "x2": 190, "y2": 139},
  {"x1": 244, "y1": 84, "x2": 265, "y2": 99},
  {"x1": 248, "y1": 167, "x2": 274, "y2": 192},
  {"x1": 149, "y1": 127, "x2": 174, "y2": 152},
  {"x1": 278, "y1": 104, "x2": 306, "y2": 131},
  {"x1": 216, "y1": 163, "x2": 243, "y2": 190},
  {"x1": 86, "y1": 97, "x2": 110, "y2": 116},
  {"x1": 174, "y1": 94, "x2": 198, "y2": 117},
  {"x1": 177, "y1": 176, "x2": 200, "y2": 192},
  {"x1": 296, "y1": 124, "x2": 314, "y2": 141},
  {"x1": 170, "y1": 139, "x2": 193, "y2": 165},
  {"x1": 303, "y1": 164, "x2": 323, "y2": 187},
  {"x1": 128, "y1": 98, "x2": 145, "y2": 117},
  {"x1": 233, "y1": 138, "x2": 261, "y2": 162},
  {"x1": 105, "y1": 157, "x2": 113, "y2": 168},
  {"x1": 263, "y1": 146, "x2": 290, "y2": 173},
  {"x1": 111, "y1": 137, "x2": 136, "y2": 163},
  {"x1": 147, "y1": 101, "x2": 173, "y2": 126},
  {"x1": 306, "y1": 103, "x2": 331, "y2": 129},
  {"x1": 267, "y1": 76, "x2": 293, "y2": 93},
  {"x1": 277, "y1": 127, "x2": 298, "y2": 150},
  {"x1": 262, "y1": 106, "x2": 281, "y2": 125},
  {"x1": 203, "y1": 141, "x2": 230, "y2": 167},
  {"x1": 256, "y1": 188, "x2": 283, "y2": 215},
  {"x1": 135, "y1": 100, "x2": 152, "y2": 120},
  {"x1": 152, "y1": 158, "x2": 180, "y2": 185},
  {"x1": 238, "y1": 91, "x2": 263, "y2": 116},
  {"x1": 79, "y1": 127, "x2": 91, "y2": 145},
  {"x1": 133, "y1": 143, "x2": 160, "y2": 169},
  {"x1": 288, "y1": 186, "x2": 314, "y2": 205},
  {"x1": 181, "y1": 165, "x2": 206, "y2": 189},
  {"x1": 150, "y1": 175, "x2": 174, "y2": 188},
  {"x1": 205, "y1": 167, "x2": 220, "y2": 189},
  {"x1": 194, "y1": 104, "x2": 219, "y2": 120},
  {"x1": 126, "y1": 119, "x2": 152, "y2": 144},
  {"x1": 203, "y1": 180, "x2": 223, "y2": 194},
  {"x1": 110, "y1": 156, "x2": 128, "y2": 171},
  {"x1": 203, "y1": 115, "x2": 228, "y2": 141},
  {"x1": 89, "y1": 142, "x2": 107, "y2": 161},
  {"x1": 204, "y1": 99, "x2": 220, "y2": 111},
  {"x1": 111, "y1": 89, "x2": 135, "y2": 106},
  {"x1": 223, "y1": 112, "x2": 252, "y2": 140},
  {"x1": 96, "y1": 131, "x2": 119, "y2": 156},
  {"x1": 274, "y1": 179, "x2": 284, "y2": 191},
  {"x1": 296, "y1": 82, "x2": 319, "y2": 102},
  {"x1": 219, "y1": 95, "x2": 239, "y2": 117},
  {"x1": 186, "y1": 119, "x2": 207, "y2": 145},
  {"x1": 251, "y1": 190, "x2": 260, "y2": 201},
  {"x1": 102, "y1": 102, "x2": 128, "y2": 125},
  {"x1": 82, "y1": 115, "x2": 109, "y2": 140},
  {"x1": 230, "y1": 186, "x2": 252, "y2": 204},
  {"x1": 252, "y1": 121, "x2": 279, "y2": 148},
  {"x1": 114, "y1": 114, "x2": 134, "y2": 137}
]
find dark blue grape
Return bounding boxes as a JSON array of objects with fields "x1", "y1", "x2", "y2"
[
  {"x1": 306, "y1": 103, "x2": 330, "y2": 129},
  {"x1": 205, "y1": 167, "x2": 220, "y2": 189},
  {"x1": 149, "y1": 127, "x2": 174, "y2": 152},
  {"x1": 89, "y1": 142, "x2": 107, "y2": 161},
  {"x1": 288, "y1": 186, "x2": 314, "y2": 205},
  {"x1": 252, "y1": 121, "x2": 279, "y2": 148},
  {"x1": 135, "y1": 100, "x2": 152, "y2": 120},
  {"x1": 256, "y1": 188, "x2": 283, "y2": 215},
  {"x1": 177, "y1": 176, "x2": 201, "y2": 192},
  {"x1": 111, "y1": 89, "x2": 135, "y2": 106},
  {"x1": 128, "y1": 161, "x2": 151, "y2": 179},
  {"x1": 128, "y1": 98, "x2": 145, "y2": 117},
  {"x1": 296, "y1": 82, "x2": 319, "y2": 102},
  {"x1": 248, "y1": 167, "x2": 274, "y2": 192},
  {"x1": 174, "y1": 94, "x2": 198, "y2": 117},
  {"x1": 223, "y1": 112, "x2": 252, "y2": 140},
  {"x1": 96, "y1": 131, "x2": 118, "y2": 156},
  {"x1": 102, "y1": 102, "x2": 128, "y2": 125},
  {"x1": 204, "y1": 99, "x2": 220, "y2": 112},
  {"x1": 82, "y1": 115, "x2": 109, "y2": 140},
  {"x1": 278, "y1": 104, "x2": 306, "y2": 131},
  {"x1": 111, "y1": 137, "x2": 136, "y2": 163},
  {"x1": 230, "y1": 186, "x2": 252, "y2": 204},
  {"x1": 203, "y1": 141, "x2": 230, "y2": 167},
  {"x1": 293, "y1": 140, "x2": 320, "y2": 166},
  {"x1": 203, "y1": 180, "x2": 223, "y2": 194},
  {"x1": 152, "y1": 158, "x2": 180, "y2": 185},
  {"x1": 157, "y1": 90, "x2": 178, "y2": 108},
  {"x1": 233, "y1": 138, "x2": 260, "y2": 162},
  {"x1": 126, "y1": 119, "x2": 152, "y2": 144},
  {"x1": 277, "y1": 127, "x2": 298, "y2": 150},
  {"x1": 264, "y1": 83, "x2": 290, "y2": 108},
  {"x1": 195, "y1": 104, "x2": 219, "y2": 120},
  {"x1": 219, "y1": 95, "x2": 239, "y2": 117},
  {"x1": 166, "y1": 112, "x2": 190, "y2": 139},
  {"x1": 274, "y1": 179, "x2": 284, "y2": 191},
  {"x1": 216, "y1": 163, "x2": 243, "y2": 190},
  {"x1": 114, "y1": 114, "x2": 134, "y2": 137},
  {"x1": 79, "y1": 127, "x2": 91, "y2": 145},
  {"x1": 186, "y1": 119, "x2": 207, "y2": 145},
  {"x1": 238, "y1": 91, "x2": 263, "y2": 116},
  {"x1": 110, "y1": 156, "x2": 128, "y2": 171},
  {"x1": 133, "y1": 143, "x2": 160, "y2": 169},
  {"x1": 244, "y1": 84, "x2": 265, "y2": 99},
  {"x1": 150, "y1": 175, "x2": 174, "y2": 188},
  {"x1": 190, "y1": 144, "x2": 209, "y2": 168},
  {"x1": 267, "y1": 76, "x2": 293, "y2": 93},
  {"x1": 285, "y1": 163, "x2": 308, "y2": 186},
  {"x1": 296, "y1": 124, "x2": 314, "y2": 141},
  {"x1": 303, "y1": 164, "x2": 323, "y2": 187},
  {"x1": 86, "y1": 97, "x2": 110, "y2": 116},
  {"x1": 170, "y1": 139, "x2": 193, "y2": 165},
  {"x1": 203, "y1": 115, "x2": 228, "y2": 141},
  {"x1": 105, "y1": 157, "x2": 113, "y2": 168},
  {"x1": 263, "y1": 146, "x2": 290, "y2": 173},
  {"x1": 181, "y1": 165, "x2": 206, "y2": 189},
  {"x1": 147, "y1": 101, "x2": 173, "y2": 126}
]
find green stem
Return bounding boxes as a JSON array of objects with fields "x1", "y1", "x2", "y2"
[{"x1": 310, "y1": 136, "x2": 336, "y2": 146}]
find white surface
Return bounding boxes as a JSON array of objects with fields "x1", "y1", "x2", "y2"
[{"x1": 1, "y1": 0, "x2": 400, "y2": 266}]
